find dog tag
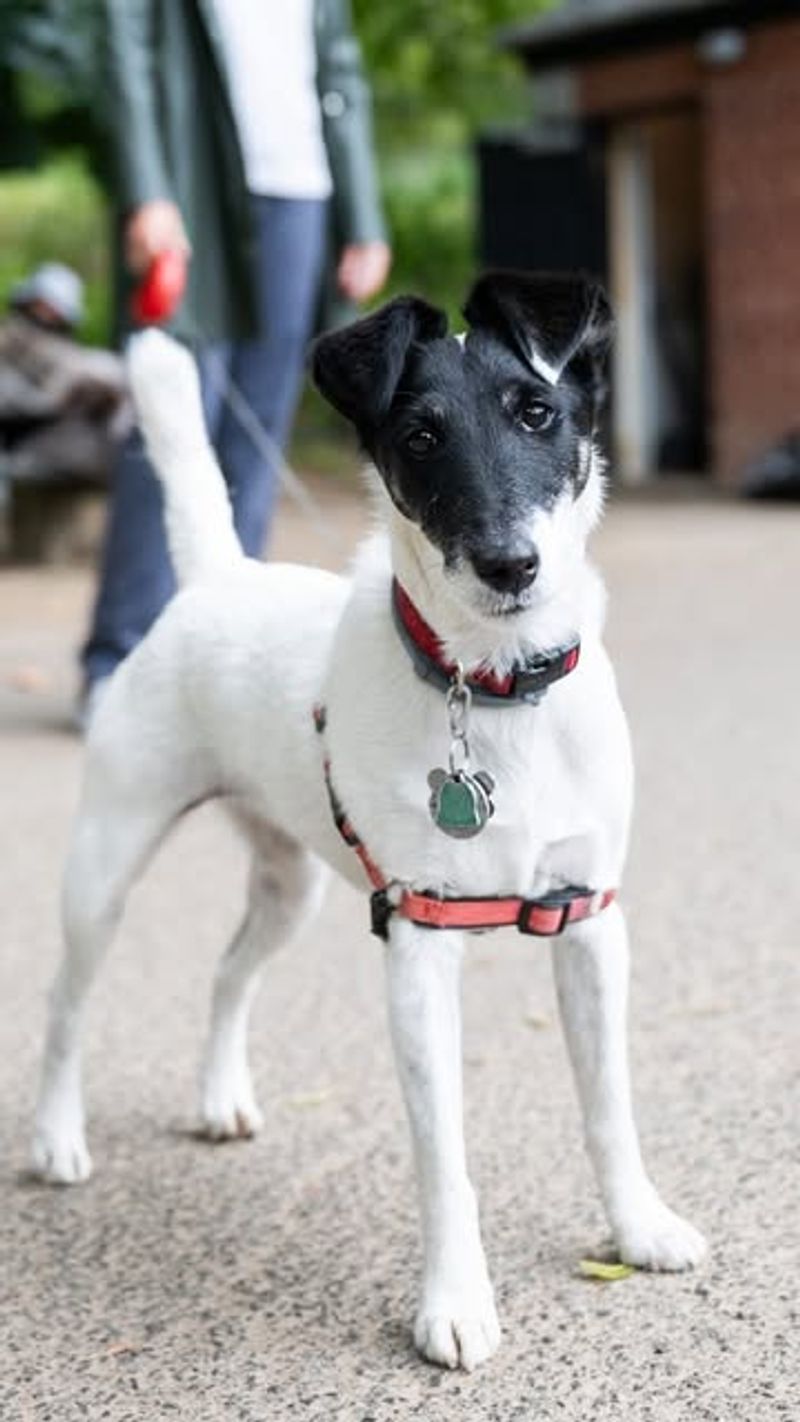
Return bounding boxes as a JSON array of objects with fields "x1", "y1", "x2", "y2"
[{"x1": 428, "y1": 767, "x2": 495, "y2": 839}]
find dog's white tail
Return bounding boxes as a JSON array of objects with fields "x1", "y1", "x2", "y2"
[{"x1": 126, "y1": 330, "x2": 242, "y2": 586}]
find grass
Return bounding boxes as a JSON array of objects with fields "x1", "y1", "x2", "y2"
[{"x1": 0, "y1": 152, "x2": 110, "y2": 344}]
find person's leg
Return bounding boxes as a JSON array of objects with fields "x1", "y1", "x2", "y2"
[
  {"x1": 198, "y1": 340, "x2": 232, "y2": 445},
  {"x1": 81, "y1": 427, "x2": 176, "y2": 687},
  {"x1": 213, "y1": 196, "x2": 328, "y2": 558}
]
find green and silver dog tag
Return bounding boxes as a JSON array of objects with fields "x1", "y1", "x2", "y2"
[
  {"x1": 428, "y1": 767, "x2": 496, "y2": 838},
  {"x1": 427, "y1": 665, "x2": 497, "y2": 839}
]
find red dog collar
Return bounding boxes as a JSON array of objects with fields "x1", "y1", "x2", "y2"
[
  {"x1": 391, "y1": 579, "x2": 580, "y2": 705},
  {"x1": 313, "y1": 706, "x2": 616, "y2": 942}
]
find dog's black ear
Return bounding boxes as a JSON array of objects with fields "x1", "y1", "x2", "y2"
[
  {"x1": 309, "y1": 296, "x2": 448, "y2": 432},
  {"x1": 463, "y1": 270, "x2": 612, "y2": 387}
]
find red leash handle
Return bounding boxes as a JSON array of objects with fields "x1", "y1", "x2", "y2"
[{"x1": 130, "y1": 250, "x2": 188, "y2": 326}]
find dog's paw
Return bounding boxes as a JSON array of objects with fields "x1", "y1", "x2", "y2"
[
  {"x1": 200, "y1": 1085, "x2": 264, "y2": 1143},
  {"x1": 414, "y1": 1288, "x2": 501, "y2": 1371},
  {"x1": 30, "y1": 1128, "x2": 92, "y2": 1186},
  {"x1": 615, "y1": 1201, "x2": 707, "y2": 1272}
]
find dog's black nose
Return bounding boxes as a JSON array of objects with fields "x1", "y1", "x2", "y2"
[{"x1": 472, "y1": 544, "x2": 540, "y2": 596}]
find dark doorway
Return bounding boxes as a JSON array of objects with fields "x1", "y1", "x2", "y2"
[
  {"x1": 478, "y1": 112, "x2": 707, "y2": 480},
  {"x1": 646, "y1": 110, "x2": 707, "y2": 471},
  {"x1": 477, "y1": 131, "x2": 607, "y2": 279}
]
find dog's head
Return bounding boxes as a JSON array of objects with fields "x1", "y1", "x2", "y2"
[{"x1": 310, "y1": 270, "x2": 612, "y2": 621}]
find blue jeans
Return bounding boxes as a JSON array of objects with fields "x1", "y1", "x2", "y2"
[{"x1": 83, "y1": 195, "x2": 328, "y2": 684}]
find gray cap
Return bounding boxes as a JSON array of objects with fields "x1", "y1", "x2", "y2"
[{"x1": 10, "y1": 262, "x2": 85, "y2": 327}]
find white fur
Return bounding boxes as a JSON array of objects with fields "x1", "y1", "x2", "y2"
[
  {"x1": 31, "y1": 330, "x2": 706, "y2": 1370},
  {"x1": 530, "y1": 350, "x2": 561, "y2": 386}
]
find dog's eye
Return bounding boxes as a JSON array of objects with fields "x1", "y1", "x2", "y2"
[
  {"x1": 404, "y1": 428, "x2": 439, "y2": 458},
  {"x1": 517, "y1": 401, "x2": 555, "y2": 434}
]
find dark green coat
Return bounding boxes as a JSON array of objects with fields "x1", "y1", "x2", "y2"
[{"x1": 102, "y1": 0, "x2": 387, "y2": 341}]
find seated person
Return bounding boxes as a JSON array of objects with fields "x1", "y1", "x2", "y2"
[{"x1": 0, "y1": 263, "x2": 130, "y2": 492}]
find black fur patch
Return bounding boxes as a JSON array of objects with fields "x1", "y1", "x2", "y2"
[{"x1": 310, "y1": 272, "x2": 611, "y2": 569}]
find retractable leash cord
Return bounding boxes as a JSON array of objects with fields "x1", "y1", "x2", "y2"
[
  {"x1": 200, "y1": 350, "x2": 349, "y2": 554},
  {"x1": 131, "y1": 252, "x2": 348, "y2": 553}
]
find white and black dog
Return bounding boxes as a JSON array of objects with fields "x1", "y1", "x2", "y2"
[{"x1": 32, "y1": 272, "x2": 705, "y2": 1371}]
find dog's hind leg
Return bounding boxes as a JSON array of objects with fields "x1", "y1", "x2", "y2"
[
  {"x1": 31, "y1": 676, "x2": 212, "y2": 1184},
  {"x1": 200, "y1": 821, "x2": 327, "y2": 1141},
  {"x1": 552, "y1": 902, "x2": 707, "y2": 1270},
  {"x1": 386, "y1": 918, "x2": 501, "y2": 1372}
]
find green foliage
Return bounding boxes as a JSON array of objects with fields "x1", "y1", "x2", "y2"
[
  {"x1": 381, "y1": 147, "x2": 474, "y2": 319},
  {"x1": 354, "y1": 0, "x2": 549, "y2": 144},
  {"x1": 2, "y1": 0, "x2": 100, "y2": 103},
  {"x1": 0, "y1": 4, "x2": 106, "y2": 337},
  {"x1": 0, "y1": 154, "x2": 110, "y2": 344},
  {"x1": 352, "y1": 0, "x2": 553, "y2": 317}
]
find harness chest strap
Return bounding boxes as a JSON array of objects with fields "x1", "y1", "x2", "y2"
[{"x1": 314, "y1": 706, "x2": 616, "y2": 942}]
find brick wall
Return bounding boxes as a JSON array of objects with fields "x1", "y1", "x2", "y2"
[
  {"x1": 705, "y1": 20, "x2": 800, "y2": 482},
  {"x1": 579, "y1": 42, "x2": 700, "y2": 117},
  {"x1": 577, "y1": 18, "x2": 800, "y2": 483}
]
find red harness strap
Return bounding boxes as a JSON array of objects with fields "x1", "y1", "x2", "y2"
[
  {"x1": 398, "y1": 886, "x2": 616, "y2": 934},
  {"x1": 314, "y1": 706, "x2": 616, "y2": 942}
]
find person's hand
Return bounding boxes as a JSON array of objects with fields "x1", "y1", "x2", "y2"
[
  {"x1": 336, "y1": 241, "x2": 391, "y2": 303},
  {"x1": 124, "y1": 200, "x2": 191, "y2": 276}
]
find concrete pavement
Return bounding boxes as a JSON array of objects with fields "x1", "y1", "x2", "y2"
[{"x1": 1, "y1": 485, "x2": 798, "y2": 1420}]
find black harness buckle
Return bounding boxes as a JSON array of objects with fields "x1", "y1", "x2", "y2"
[
  {"x1": 370, "y1": 888, "x2": 393, "y2": 941},
  {"x1": 517, "y1": 887, "x2": 592, "y2": 936}
]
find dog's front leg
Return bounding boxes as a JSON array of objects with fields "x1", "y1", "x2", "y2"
[
  {"x1": 552, "y1": 901, "x2": 707, "y2": 1270},
  {"x1": 385, "y1": 917, "x2": 500, "y2": 1371}
]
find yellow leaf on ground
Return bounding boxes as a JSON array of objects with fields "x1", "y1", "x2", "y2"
[
  {"x1": 578, "y1": 1259, "x2": 635, "y2": 1281},
  {"x1": 284, "y1": 1089, "x2": 334, "y2": 1109}
]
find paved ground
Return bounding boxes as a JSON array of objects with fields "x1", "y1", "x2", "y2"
[{"x1": 1, "y1": 485, "x2": 798, "y2": 1421}]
